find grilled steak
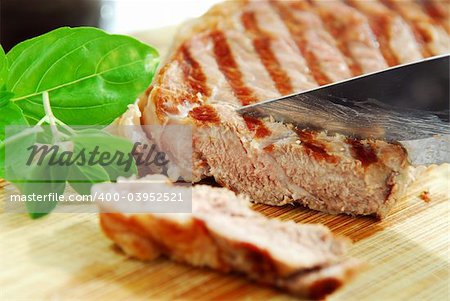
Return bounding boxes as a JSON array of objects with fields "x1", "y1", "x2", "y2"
[
  {"x1": 139, "y1": 0, "x2": 450, "y2": 218},
  {"x1": 96, "y1": 176, "x2": 362, "y2": 299}
]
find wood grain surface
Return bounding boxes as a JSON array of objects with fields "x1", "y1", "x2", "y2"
[
  {"x1": 1, "y1": 164, "x2": 448, "y2": 301},
  {"x1": 1, "y1": 27, "x2": 449, "y2": 301}
]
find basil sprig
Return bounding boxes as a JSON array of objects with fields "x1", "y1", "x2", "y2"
[
  {"x1": 5, "y1": 27, "x2": 159, "y2": 125},
  {"x1": 4, "y1": 93, "x2": 139, "y2": 218},
  {"x1": 0, "y1": 27, "x2": 159, "y2": 218}
]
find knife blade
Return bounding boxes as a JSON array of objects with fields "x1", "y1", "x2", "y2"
[{"x1": 237, "y1": 54, "x2": 450, "y2": 165}]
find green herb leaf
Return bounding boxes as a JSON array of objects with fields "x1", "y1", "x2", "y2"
[
  {"x1": 21, "y1": 155, "x2": 69, "y2": 219},
  {"x1": 68, "y1": 130, "x2": 112, "y2": 195},
  {"x1": 0, "y1": 45, "x2": 7, "y2": 84},
  {"x1": 7, "y1": 27, "x2": 159, "y2": 125},
  {"x1": 1, "y1": 126, "x2": 37, "y2": 180},
  {"x1": 0, "y1": 102, "x2": 28, "y2": 141},
  {"x1": 70, "y1": 130, "x2": 138, "y2": 181},
  {"x1": 0, "y1": 103, "x2": 29, "y2": 178},
  {"x1": 0, "y1": 91, "x2": 14, "y2": 106},
  {"x1": 0, "y1": 141, "x2": 6, "y2": 179},
  {"x1": 67, "y1": 129, "x2": 138, "y2": 195},
  {"x1": 0, "y1": 44, "x2": 13, "y2": 106},
  {"x1": 68, "y1": 164, "x2": 110, "y2": 195}
]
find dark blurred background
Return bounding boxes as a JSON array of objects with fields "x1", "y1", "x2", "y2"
[
  {"x1": 0, "y1": 0, "x2": 220, "y2": 52},
  {"x1": 0, "y1": 0, "x2": 107, "y2": 51}
]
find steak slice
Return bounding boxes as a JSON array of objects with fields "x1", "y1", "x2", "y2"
[
  {"x1": 140, "y1": 0, "x2": 449, "y2": 217},
  {"x1": 96, "y1": 176, "x2": 362, "y2": 299}
]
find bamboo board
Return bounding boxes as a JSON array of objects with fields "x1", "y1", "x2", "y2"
[{"x1": 1, "y1": 26, "x2": 449, "y2": 301}]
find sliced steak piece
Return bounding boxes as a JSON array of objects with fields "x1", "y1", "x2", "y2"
[
  {"x1": 140, "y1": 0, "x2": 449, "y2": 218},
  {"x1": 188, "y1": 103, "x2": 411, "y2": 217},
  {"x1": 96, "y1": 176, "x2": 362, "y2": 299}
]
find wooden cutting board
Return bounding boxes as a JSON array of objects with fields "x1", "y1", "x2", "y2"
[{"x1": 1, "y1": 26, "x2": 449, "y2": 301}]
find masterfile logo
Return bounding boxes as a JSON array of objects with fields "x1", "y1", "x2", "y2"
[{"x1": 3, "y1": 124, "x2": 193, "y2": 215}]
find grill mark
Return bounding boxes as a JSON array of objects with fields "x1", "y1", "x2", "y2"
[
  {"x1": 243, "y1": 116, "x2": 271, "y2": 139},
  {"x1": 152, "y1": 63, "x2": 182, "y2": 122},
  {"x1": 263, "y1": 144, "x2": 275, "y2": 152},
  {"x1": 313, "y1": 6, "x2": 363, "y2": 76},
  {"x1": 294, "y1": 129, "x2": 339, "y2": 164},
  {"x1": 210, "y1": 30, "x2": 257, "y2": 106},
  {"x1": 241, "y1": 11, "x2": 293, "y2": 95},
  {"x1": 380, "y1": 0, "x2": 431, "y2": 57},
  {"x1": 237, "y1": 242, "x2": 279, "y2": 277},
  {"x1": 423, "y1": 0, "x2": 450, "y2": 33},
  {"x1": 270, "y1": 0, "x2": 331, "y2": 85},
  {"x1": 309, "y1": 278, "x2": 343, "y2": 300},
  {"x1": 152, "y1": 51, "x2": 208, "y2": 122},
  {"x1": 346, "y1": 1, "x2": 399, "y2": 66},
  {"x1": 423, "y1": 1, "x2": 443, "y2": 18},
  {"x1": 346, "y1": 138, "x2": 378, "y2": 167},
  {"x1": 189, "y1": 105, "x2": 220, "y2": 125},
  {"x1": 189, "y1": 36, "x2": 240, "y2": 105},
  {"x1": 246, "y1": 2, "x2": 318, "y2": 90},
  {"x1": 154, "y1": 87, "x2": 186, "y2": 122},
  {"x1": 143, "y1": 85, "x2": 153, "y2": 98},
  {"x1": 280, "y1": 0, "x2": 306, "y2": 11},
  {"x1": 179, "y1": 44, "x2": 211, "y2": 99}
]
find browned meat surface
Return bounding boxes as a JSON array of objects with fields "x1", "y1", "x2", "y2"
[
  {"x1": 96, "y1": 177, "x2": 362, "y2": 299},
  {"x1": 140, "y1": 0, "x2": 449, "y2": 218}
]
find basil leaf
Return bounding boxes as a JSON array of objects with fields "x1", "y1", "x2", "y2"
[
  {"x1": 68, "y1": 164, "x2": 110, "y2": 195},
  {"x1": 24, "y1": 184, "x2": 64, "y2": 219},
  {"x1": 1, "y1": 126, "x2": 37, "y2": 179},
  {"x1": 0, "y1": 91, "x2": 14, "y2": 106},
  {"x1": 1, "y1": 44, "x2": 13, "y2": 107},
  {"x1": 0, "y1": 102, "x2": 28, "y2": 141},
  {"x1": 70, "y1": 130, "x2": 137, "y2": 181},
  {"x1": 7, "y1": 27, "x2": 159, "y2": 125},
  {"x1": 21, "y1": 156, "x2": 69, "y2": 219},
  {"x1": 68, "y1": 131, "x2": 111, "y2": 195},
  {"x1": 0, "y1": 141, "x2": 5, "y2": 178},
  {"x1": 0, "y1": 103, "x2": 29, "y2": 178},
  {"x1": 0, "y1": 45, "x2": 7, "y2": 85}
]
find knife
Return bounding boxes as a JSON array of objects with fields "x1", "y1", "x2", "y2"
[{"x1": 237, "y1": 54, "x2": 450, "y2": 165}]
